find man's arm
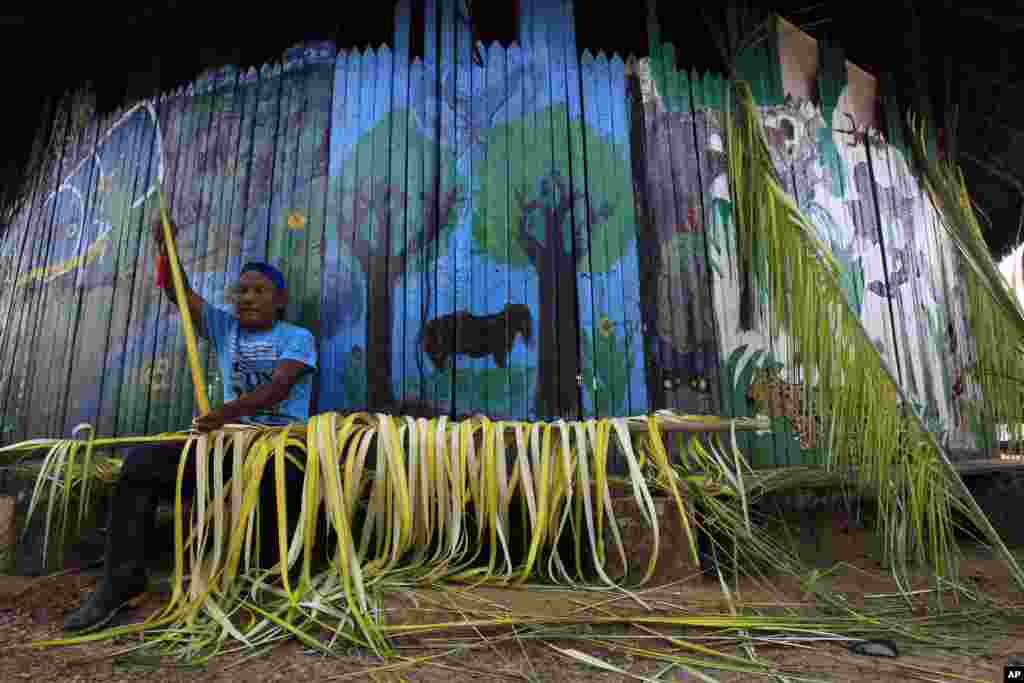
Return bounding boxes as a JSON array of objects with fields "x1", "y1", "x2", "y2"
[
  {"x1": 153, "y1": 218, "x2": 209, "y2": 338},
  {"x1": 192, "y1": 359, "x2": 311, "y2": 431}
]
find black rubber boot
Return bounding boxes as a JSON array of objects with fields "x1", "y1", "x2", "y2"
[
  {"x1": 64, "y1": 481, "x2": 154, "y2": 632},
  {"x1": 62, "y1": 571, "x2": 147, "y2": 632}
]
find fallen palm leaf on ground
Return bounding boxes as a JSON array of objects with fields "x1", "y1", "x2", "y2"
[{"x1": 2, "y1": 410, "x2": 1022, "y2": 683}]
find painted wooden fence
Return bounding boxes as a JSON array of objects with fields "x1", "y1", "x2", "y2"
[{"x1": 0, "y1": 0, "x2": 983, "y2": 468}]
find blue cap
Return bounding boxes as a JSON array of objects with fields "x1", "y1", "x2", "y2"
[{"x1": 240, "y1": 262, "x2": 286, "y2": 291}]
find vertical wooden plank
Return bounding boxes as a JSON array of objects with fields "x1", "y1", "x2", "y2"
[
  {"x1": 301, "y1": 52, "x2": 335, "y2": 415},
  {"x1": 578, "y1": 51, "x2": 608, "y2": 418},
  {"x1": 320, "y1": 49, "x2": 353, "y2": 413},
  {"x1": 340, "y1": 49, "x2": 371, "y2": 410},
  {"x1": 524, "y1": 0, "x2": 561, "y2": 419},
  {"x1": 662, "y1": 60, "x2": 695, "y2": 415},
  {"x1": 435, "y1": 0, "x2": 457, "y2": 417},
  {"x1": 413, "y1": 51, "x2": 438, "y2": 414},
  {"x1": 490, "y1": 41, "x2": 513, "y2": 419},
  {"x1": 403, "y1": 56, "x2": 426, "y2": 411},
  {"x1": 452, "y1": 1, "x2": 476, "y2": 419},
  {"x1": 240, "y1": 65, "x2": 285, "y2": 271},
  {"x1": 471, "y1": 27, "x2": 490, "y2": 419},
  {"x1": 603, "y1": 54, "x2": 634, "y2": 417},
  {"x1": 929, "y1": 187, "x2": 973, "y2": 446},
  {"x1": 267, "y1": 54, "x2": 309, "y2": 326},
  {"x1": 365, "y1": 45, "x2": 393, "y2": 411},
  {"x1": 608, "y1": 55, "x2": 646, "y2": 417},
  {"x1": 265, "y1": 61, "x2": 297, "y2": 275},
  {"x1": 685, "y1": 67, "x2": 726, "y2": 423},
  {"x1": 387, "y1": 41, "x2": 411, "y2": 412},
  {"x1": 352, "y1": 46, "x2": 385, "y2": 410},
  {"x1": 555, "y1": 2, "x2": 590, "y2": 420},
  {"x1": 641, "y1": 46, "x2": 680, "y2": 413},
  {"x1": 399, "y1": 51, "x2": 433, "y2": 418},
  {"x1": 548, "y1": 0, "x2": 580, "y2": 420},
  {"x1": 508, "y1": 41, "x2": 529, "y2": 421}
]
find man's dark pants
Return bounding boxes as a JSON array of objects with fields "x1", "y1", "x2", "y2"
[{"x1": 102, "y1": 441, "x2": 306, "y2": 596}]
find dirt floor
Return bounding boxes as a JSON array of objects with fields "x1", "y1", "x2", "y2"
[{"x1": 2, "y1": 524, "x2": 1024, "y2": 683}]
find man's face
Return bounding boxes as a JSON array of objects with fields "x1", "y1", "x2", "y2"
[{"x1": 235, "y1": 271, "x2": 285, "y2": 329}]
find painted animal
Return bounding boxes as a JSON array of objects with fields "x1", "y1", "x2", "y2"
[
  {"x1": 867, "y1": 246, "x2": 924, "y2": 299},
  {"x1": 420, "y1": 303, "x2": 533, "y2": 371}
]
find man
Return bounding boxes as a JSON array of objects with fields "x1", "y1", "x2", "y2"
[{"x1": 64, "y1": 216, "x2": 317, "y2": 632}]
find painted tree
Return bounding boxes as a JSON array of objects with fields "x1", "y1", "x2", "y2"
[
  {"x1": 328, "y1": 109, "x2": 463, "y2": 410},
  {"x1": 473, "y1": 104, "x2": 629, "y2": 418}
]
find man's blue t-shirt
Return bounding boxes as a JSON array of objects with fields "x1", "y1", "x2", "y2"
[{"x1": 201, "y1": 301, "x2": 317, "y2": 426}]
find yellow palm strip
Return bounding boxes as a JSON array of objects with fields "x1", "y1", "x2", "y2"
[{"x1": 158, "y1": 190, "x2": 208, "y2": 415}]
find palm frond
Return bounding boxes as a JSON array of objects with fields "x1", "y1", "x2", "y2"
[
  {"x1": 724, "y1": 80, "x2": 1024, "y2": 591},
  {"x1": 906, "y1": 115, "x2": 1024, "y2": 449}
]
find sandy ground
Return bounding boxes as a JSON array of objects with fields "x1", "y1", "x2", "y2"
[{"x1": 2, "y1": 524, "x2": 1024, "y2": 683}]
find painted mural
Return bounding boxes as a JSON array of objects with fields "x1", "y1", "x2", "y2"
[
  {"x1": 319, "y1": 0, "x2": 646, "y2": 422},
  {"x1": 0, "y1": 0, "x2": 983, "y2": 465},
  {"x1": 637, "y1": 28, "x2": 978, "y2": 467}
]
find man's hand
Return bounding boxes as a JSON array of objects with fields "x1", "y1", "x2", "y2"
[
  {"x1": 153, "y1": 216, "x2": 178, "y2": 254},
  {"x1": 193, "y1": 361, "x2": 311, "y2": 431},
  {"x1": 192, "y1": 406, "x2": 236, "y2": 433}
]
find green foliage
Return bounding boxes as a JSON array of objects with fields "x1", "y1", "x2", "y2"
[
  {"x1": 718, "y1": 345, "x2": 804, "y2": 468},
  {"x1": 404, "y1": 366, "x2": 533, "y2": 415},
  {"x1": 923, "y1": 305, "x2": 952, "y2": 402},
  {"x1": 581, "y1": 321, "x2": 635, "y2": 416},
  {"x1": 815, "y1": 129, "x2": 847, "y2": 198},
  {"x1": 330, "y1": 109, "x2": 462, "y2": 263},
  {"x1": 647, "y1": 44, "x2": 692, "y2": 113},
  {"x1": 835, "y1": 250, "x2": 865, "y2": 316},
  {"x1": 342, "y1": 356, "x2": 368, "y2": 406},
  {"x1": 473, "y1": 104, "x2": 633, "y2": 272},
  {"x1": 964, "y1": 400, "x2": 995, "y2": 454}
]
